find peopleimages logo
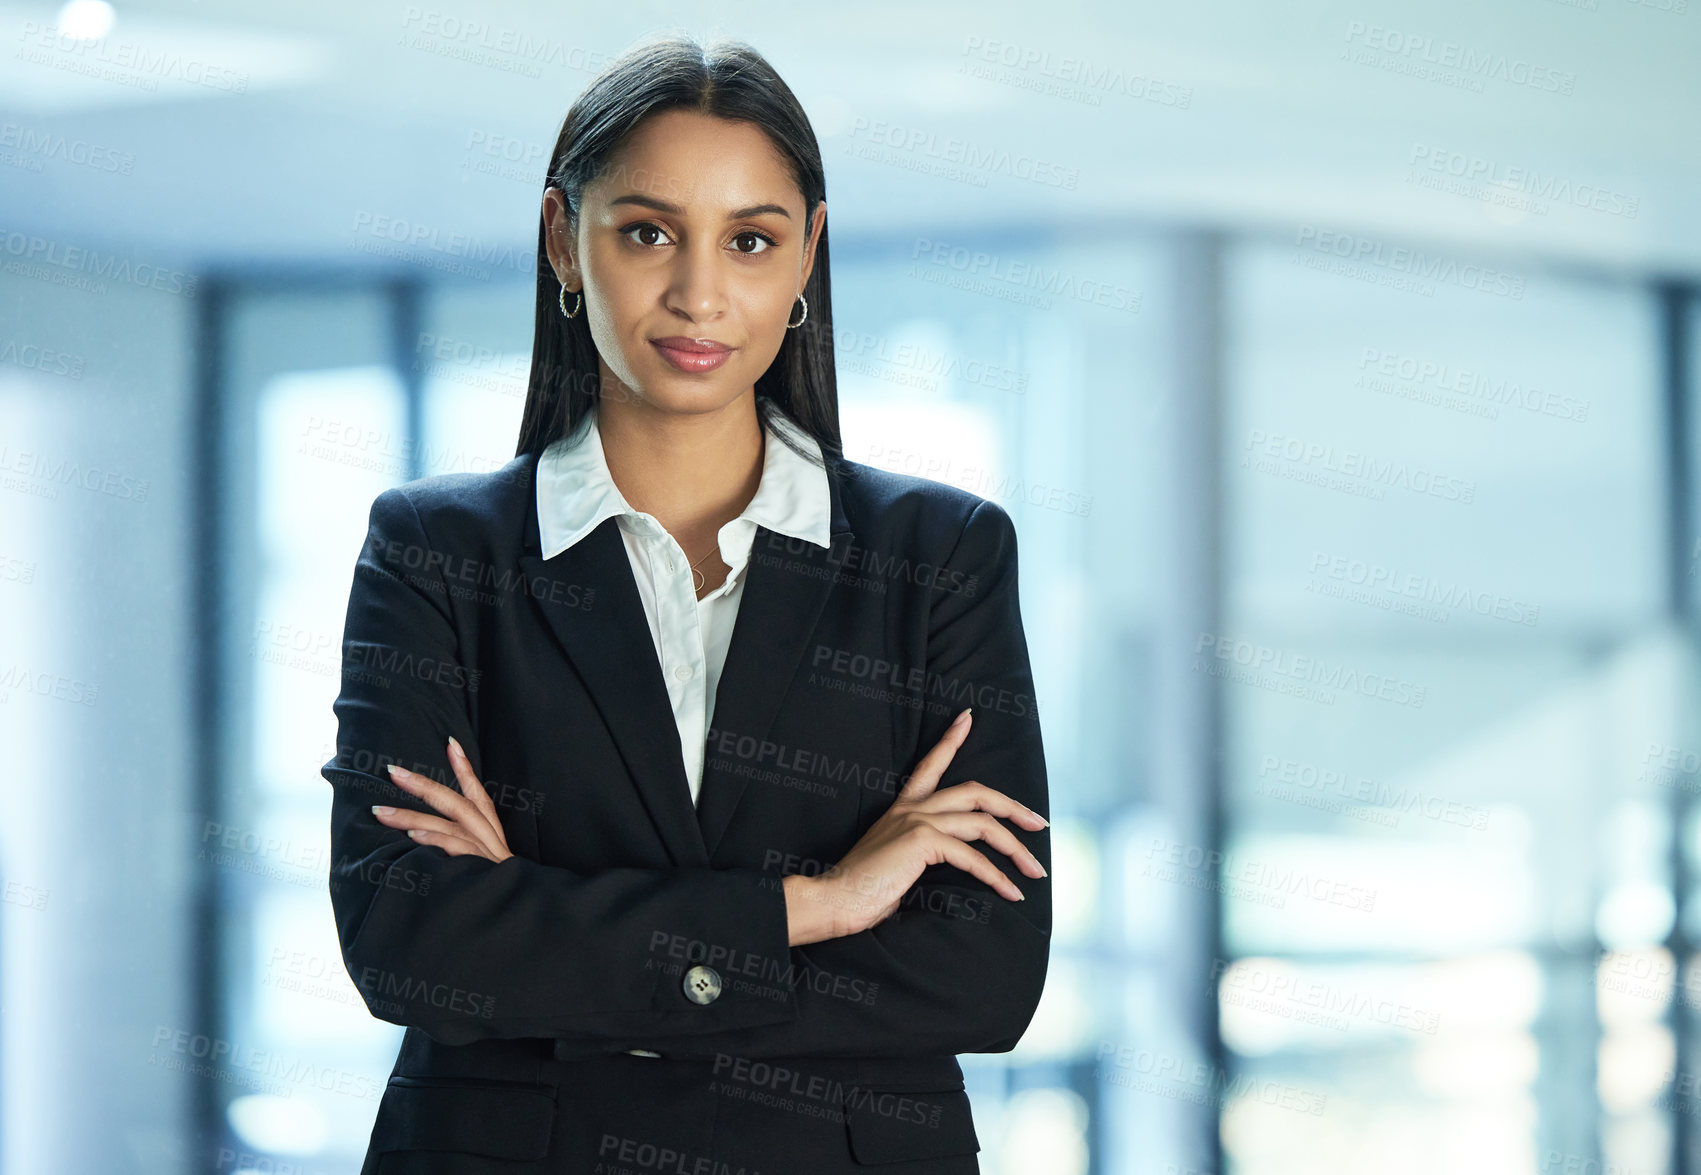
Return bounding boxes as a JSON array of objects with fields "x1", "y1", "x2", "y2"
[
  {"x1": 911, "y1": 236, "x2": 1142, "y2": 313},
  {"x1": 1292, "y1": 226, "x2": 1524, "y2": 300},
  {"x1": 1340, "y1": 21, "x2": 1577, "y2": 96},
  {"x1": 0, "y1": 228, "x2": 196, "y2": 296},
  {"x1": 1194, "y1": 631, "x2": 1427, "y2": 709},
  {"x1": 1406, "y1": 144, "x2": 1638, "y2": 219},
  {"x1": 0, "y1": 121, "x2": 136, "y2": 174}
]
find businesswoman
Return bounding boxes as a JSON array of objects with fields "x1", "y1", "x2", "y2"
[{"x1": 323, "y1": 33, "x2": 1052, "y2": 1174}]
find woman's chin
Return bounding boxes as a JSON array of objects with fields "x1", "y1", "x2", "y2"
[{"x1": 627, "y1": 372, "x2": 749, "y2": 413}]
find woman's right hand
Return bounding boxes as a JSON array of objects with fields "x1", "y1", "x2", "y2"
[{"x1": 783, "y1": 707, "x2": 1049, "y2": 947}]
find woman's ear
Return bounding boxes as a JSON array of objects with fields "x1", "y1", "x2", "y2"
[
  {"x1": 542, "y1": 188, "x2": 579, "y2": 288},
  {"x1": 799, "y1": 200, "x2": 827, "y2": 290}
]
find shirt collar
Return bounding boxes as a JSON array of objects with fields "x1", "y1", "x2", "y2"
[{"x1": 535, "y1": 400, "x2": 833, "y2": 566}]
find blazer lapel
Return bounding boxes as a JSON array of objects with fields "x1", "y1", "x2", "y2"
[
  {"x1": 513, "y1": 447, "x2": 857, "y2": 868},
  {"x1": 517, "y1": 514, "x2": 712, "y2": 869},
  {"x1": 695, "y1": 462, "x2": 856, "y2": 860}
]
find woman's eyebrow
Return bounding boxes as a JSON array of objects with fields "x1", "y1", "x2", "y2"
[{"x1": 608, "y1": 193, "x2": 791, "y2": 220}]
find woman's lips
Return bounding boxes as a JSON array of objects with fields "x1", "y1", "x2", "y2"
[{"x1": 650, "y1": 337, "x2": 734, "y2": 373}]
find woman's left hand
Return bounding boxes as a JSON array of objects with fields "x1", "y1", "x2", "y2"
[{"x1": 373, "y1": 736, "x2": 514, "y2": 864}]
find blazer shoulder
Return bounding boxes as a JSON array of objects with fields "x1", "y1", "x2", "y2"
[
  {"x1": 835, "y1": 456, "x2": 1013, "y2": 544},
  {"x1": 369, "y1": 453, "x2": 534, "y2": 547}
]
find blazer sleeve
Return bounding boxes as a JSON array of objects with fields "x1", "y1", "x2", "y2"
[
  {"x1": 323, "y1": 486, "x2": 802, "y2": 1048},
  {"x1": 589, "y1": 496, "x2": 1053, "y2": 1059}
]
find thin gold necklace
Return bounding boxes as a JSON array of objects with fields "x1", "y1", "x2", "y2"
[{"x1": 687, "y1": 543, "x2": 721, "y2": 594}]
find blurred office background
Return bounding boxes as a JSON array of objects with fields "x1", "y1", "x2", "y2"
[{"x1": 2, "y1": 0, "x2": 1700, "y2": 1171}]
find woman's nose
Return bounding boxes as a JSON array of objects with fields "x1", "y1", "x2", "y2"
[{"x1": 664, "y1": 245, "x2": 731, "y2": 318}]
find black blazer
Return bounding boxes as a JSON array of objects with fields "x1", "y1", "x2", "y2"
[{"x1": 322, "y1": 438, "x2": 1052, "y2": 1174}]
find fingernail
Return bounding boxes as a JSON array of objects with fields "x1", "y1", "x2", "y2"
[
  {"x1": 1035, "y1": 861, "x2": 1048, "y2": 877},
  {"x1": 448, "y1": 736, "x2": 463, "y2": 758},
  {"x1": 407, "y1": 830, "x2": 421, "y2": 839},
  {"x1": 1029, "y1": 809, "x2": 1049, "y2": 828},
  {"x1": 953, "y1": 708, "x2": 972, "y2": 728},
  {"x1": 372, "y1": 805, "x2": 394, "y2": 816}
]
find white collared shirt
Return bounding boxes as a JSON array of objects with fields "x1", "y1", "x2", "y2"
[{"x1": 534, "y1": 400, "x2": 833, "y2": 806}]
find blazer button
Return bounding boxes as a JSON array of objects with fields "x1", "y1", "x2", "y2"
[{"x1": 682, "y1": 964, "x2": 723, "y2": 1005}]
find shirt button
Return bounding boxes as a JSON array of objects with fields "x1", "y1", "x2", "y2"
[
  {"x1": 682, "y1": 964, "x2": 723, "y2": 1005},
  {"x1": 673, "y1": 664, "x2": 692, "y2": 681}
]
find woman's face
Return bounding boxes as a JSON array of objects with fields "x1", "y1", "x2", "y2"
[{"x1": 543, "y1": 109, "x2": 825, "y2": 417}]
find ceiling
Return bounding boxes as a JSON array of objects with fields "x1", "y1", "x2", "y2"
[{"x1": 3, "y1": 0, "x2": 1697, "y2": 283}]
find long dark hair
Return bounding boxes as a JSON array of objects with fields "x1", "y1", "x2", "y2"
[{"x1": 515, "y1": 34, "x2": 842, "y2": 473}]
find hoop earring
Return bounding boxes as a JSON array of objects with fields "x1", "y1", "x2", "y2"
[
  {"x1": 558, "y1": 283, "x2": 583, "y2": 319},
  {"x1": 786, "y1": 293, "x2": 808, "y2": 329}
]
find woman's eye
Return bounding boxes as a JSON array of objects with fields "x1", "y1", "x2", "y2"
[
  {"x1": 622, "y1": 222, "x2": 671, "y2": 247},
  {"x1": 732, "y1": 231, "x2": 775, "y2": 255}
]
